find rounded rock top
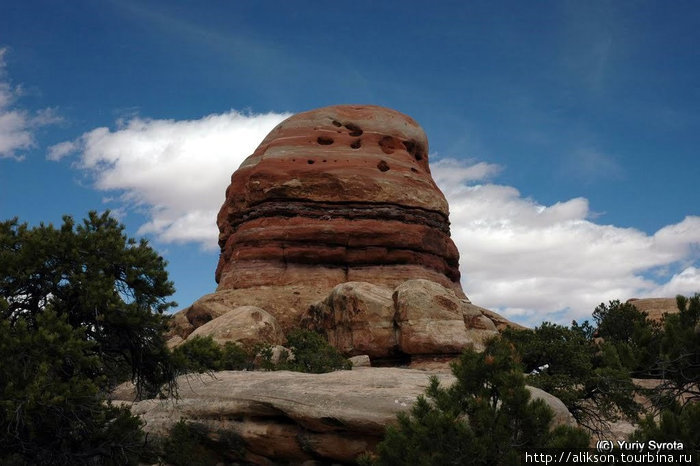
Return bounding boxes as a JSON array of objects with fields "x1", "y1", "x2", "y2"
[{"x1": 223, "y1": 104, "x2": 448, "y2": 214}]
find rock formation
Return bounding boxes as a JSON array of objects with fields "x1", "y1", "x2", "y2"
[
  {"x1": 626, "y1": 297, "x2": 681, "y2": 323},
  {"x1": 301, "y1": 279, "x2": 498, "y2": 360},
  {"x1": 213, "y1": 105, "x2": 463, "y2": 329},
  {"x1": 186, "y1": 306, "x2": 284, "y2": 347},
  {"x1": 139, "y1": 105, "x2": 561, "y2": 465},
  {"x1": 123, "y1": 368, "x2": 576, "y2": 464},
  {"x1": 166, "y1": 104, "x2": 522, "y2": 358}
]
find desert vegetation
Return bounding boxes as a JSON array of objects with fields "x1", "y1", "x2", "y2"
[
  {"x1": 1, "y1": 211, "x2": 698, "y2": 464},
  {"x1": 360, "y1": 338, "x2": 590, "y2": 466}
]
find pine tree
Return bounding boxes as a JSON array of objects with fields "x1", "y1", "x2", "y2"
[{"x1": 364, "y1": 338, "x2": 589, "y2": 466}]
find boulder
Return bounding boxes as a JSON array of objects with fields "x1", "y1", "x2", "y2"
[
  {"x1": 178, "y1": 285, "x2": 331, "y2": 335},
  {"x1": 349, "y1": 355, "x2": 371, "y2": 367},
  {"x1": 187, "y1": 306, "x2": 284, "y2": 347},
  {"x1": 166, "y1": 310, "x2": 194, "y2": 340},
  {"x1": 302, "y1": 279, "x2": 500, "y2": 358},
  {"x1": 394, "y1": 279, "x2": 498, "y2": 354},
  {"x1": 131, "y1": 368, "x2": 577, "y2": 464},
  {"x1": 303, "y1": 282, "x2": 397, "y2": 358},
  {"x1": 478, "y1": 306, "x2": 528, "y2": 331},
  {"x1": 165, "y1": 335, "x2": 183, "y2": 350}
]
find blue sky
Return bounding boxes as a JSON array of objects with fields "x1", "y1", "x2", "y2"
[{"x1": 1, "y1": 0, "x2": 698, "y2": 327}]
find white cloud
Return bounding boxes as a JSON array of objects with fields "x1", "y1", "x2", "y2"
[
  {"x1": 433, "y1": 159, "x2": 700, "y2": 325},
  {"x1": 0, "y1": 47, "x2": 60, "y2": 159},
  {"x1": 52, "y1": 113, "x2": 700, "y2": 327},
  {"x1": 646, "y1": 267, "x2": 700, "y2": 297},
  {"x1": 49, "y1": 110, "x2": 291, "y2": 247}
]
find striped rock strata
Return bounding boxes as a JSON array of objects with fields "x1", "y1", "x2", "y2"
[{"x1": 215, "y1": 105, "x2": 462, "y2": 322}]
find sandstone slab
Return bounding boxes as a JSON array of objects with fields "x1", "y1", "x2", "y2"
[{"x1": 130, "y1": 368, "x2": 577, "y2": 465}]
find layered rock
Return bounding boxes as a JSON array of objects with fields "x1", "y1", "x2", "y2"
[
  {"x1": 215, "y1": 105, "x2": 464, "y2": 323},
  {"x1": 126, "y1": 368, "x2": 576, "y2": 464},
  {"x1": 166, "y1": 104, "x2": 521, "y2": 354}
]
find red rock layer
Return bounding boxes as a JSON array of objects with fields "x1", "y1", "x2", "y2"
[{"x1": 216, "y1": 105, "x2": 463, "y2": 296}]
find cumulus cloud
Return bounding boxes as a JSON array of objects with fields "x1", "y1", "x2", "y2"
[
  {"x1": 0, "y1": 48, "x2": 60, "y2": 159},
  {"x1": 49, "y1": 110, "x2": 290, "y2": 246},
  {"x1": 433, "y1": 158, "x2": 700, "y2": 325},
  {"x1": 52, "y1": 113, "x2": 700, "y2": 326}
]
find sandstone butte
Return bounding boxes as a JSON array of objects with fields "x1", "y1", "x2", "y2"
[
  {"x1": 142, "y1": 106, "x2": 568, "y2": 464},
  {"x1": 216, "y1": 105, "x2": 461, "y2": 298},
  {"x1": 169, "y1": 104, "x2": 524, "y2": 357}
]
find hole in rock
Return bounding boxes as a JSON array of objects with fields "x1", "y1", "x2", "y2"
[
  {"x1": 402, "y1": 139, "x2": 426, "y2": 161},
  {"x1": 332, "y1": 120, "x2": 342, "y2": 127},
  {"x1": 317, "y1": 136, "x2": 334, "y2": 145},
  {"x1": 410, "y1": 167, "x2": 418, "y2": 173},
  {"x1": 344, "y1": 123, "x2": 363, "y2": 137},
  {"x1": 378, "y1": 136, "x2": 396, "y2": 154},
  {"x1": 307, "y1": 159, "x2": 315, "y2": 164},
  {"x1": 377, "y1": 160, "x2": 390, "y2": 172},
  {"x1": 350, "y1": 139, "x2": 362, "y2": 149}
]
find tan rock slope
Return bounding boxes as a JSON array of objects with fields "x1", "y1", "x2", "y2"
[
  {"x1": 126, "y1": 368, "x2": 576, "y2": 464},
  {"x1": 626, "y1": 297, "x2": 680, "y2": 323}
]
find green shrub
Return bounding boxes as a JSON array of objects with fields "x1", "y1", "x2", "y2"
[
  {"x1": 0, "y1": 310, "x2": 146, "y2": 465},
  {"x1": 278, "y1": 329, "x2": 351, "y2": 373},
  {"x1": 161, "y1": 419, "x2": 244, "y2": 466},
  {"x1": 362, "y1": 338, "x2": 589, "y2": 466},
  {"x1": 592, "y1": 300, "x2": 661, "y2": 376},
  {"x1": 0, "y1": 212, "x2": 176, "y2": 399},
  {"x1": 630, "y1": 402, "x2": 700, "y2": 462},
  {"x1": 504, "y1": 322, "x2": 640, "y2": 435},
  {"x1": 221, "y1": 340, "x2": 255, "y2": 370},
  {"x1": 171, "y1": 330, "x2": 350, "y2": 375},
  {"x1": 171, "y1": 335, "x2": 256, "y2": 374},
  {"x1": 654, "y1": 294, "x2": 700, "y2": 402}
]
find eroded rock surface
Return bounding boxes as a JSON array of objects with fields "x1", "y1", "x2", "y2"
[
  {"x1": 303, "y1": 282, "x2": 396, "y2": 358},
  {"x1": 394, "y1": 279, "x2": 496, "y2": 354},
  {"x1": 302, "y1": 279, "x2": 499, "y2": 359},
  {"x1": 167, "y1": 105, "x2": 522, "y2": 353},
  {"x1": 186, "y1": 306, "x2": 284, "y2": 347},
  {"x1": 128, "y1": 368, "x2": 576, "y2": 465},
  {"x1": 215, "y1": 105, "x2": 464, "y2": 319}
]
